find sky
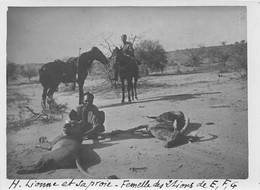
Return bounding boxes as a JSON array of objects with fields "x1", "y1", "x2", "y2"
[{"x1": 6, "y1": 6, "x2": 246, "y2": 64}]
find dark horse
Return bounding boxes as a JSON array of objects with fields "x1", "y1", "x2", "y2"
[
  {"x1": 39, "y1": 47, "x2": 109, "y2": 107},
  {"x1": 111, "y1": 47, "x2": 139, "y2": 103},
  {"x1": 39, "y1": 59, "x2": 77, "y2": 108}
]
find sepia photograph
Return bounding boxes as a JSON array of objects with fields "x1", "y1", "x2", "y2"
[{"x1": 2, "y1": 1, "x2": 259, "y2": 189}]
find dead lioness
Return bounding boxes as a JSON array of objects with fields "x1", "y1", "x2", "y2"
[
  {"x1": 16, "y1": 121, "x2": 118, "y2": 179},
  {"x1": 16, "y1": 120, "x2": 90, "y2": 175}
]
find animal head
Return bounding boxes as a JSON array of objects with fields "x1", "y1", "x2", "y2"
[
  {"x1": 111, "y1": 47, "x2": 121, "y2": 56},
  {"x1": 164, "y1": 131, "x2": 180, "y2": 148},
  {"x1": 91, "y1": 46, "x2": 109, "y2": 65},
  {"x1": 63, "y1": 120, "x2": 86, "y2": 140},
  {"x1": 111, "y1": 47, "x2": 123, "y2": 64},
  {"x1": 164, "y1": 119, "x2": 189, "y2": 148}
]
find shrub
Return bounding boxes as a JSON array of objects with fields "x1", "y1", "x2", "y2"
[
  {"x1": 21, "y1": 66, "x2": 38, "y2": 81},
  {"x1": 135, "y1": 40, "x2": 168, "y2": 74},
  {"x1": 7, "y1": 61, "x2": 19, "y2": 82}
]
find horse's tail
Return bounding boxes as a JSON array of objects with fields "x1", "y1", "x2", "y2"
[
  {"x1": 39, "y1": 66, "x2": 45, "y2": 79},
  {"x1": 38, "y1": 65, "x2": 46, "y2": 76},
  {"x1": 39, "y1": 66, "x2": 50, "y2": 87},
  {"x1": 39, "y1": 67, "x2": 44, "y2": 84}
]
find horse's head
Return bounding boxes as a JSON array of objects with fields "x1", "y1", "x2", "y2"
[
  {"x1": 110, "y1": 47, "x2": 123, "y2": 64},
  {"x1": 91, "y1": 46, "x2": 109, "y2": 65},
  {"x1": 111, "y1": 47, "x2": 121, "y2": 56}
]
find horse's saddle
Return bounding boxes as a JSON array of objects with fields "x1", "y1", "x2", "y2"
[{"x1": 60, "y1": 62, "x2": 77, "y2": 83}]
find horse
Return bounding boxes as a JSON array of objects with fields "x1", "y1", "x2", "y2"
[
  {"x1": 39, "y1": 59, "x2": 77, "y2": 108},
  {"x1": 111, "y1": 47, "x2": 139, "y2": 103},
  {"x1": 39, "y1": 47, "x2": 109, "y2": 107},
  {"x1": 77, "y1": 47, "x2": 109, "y2": 104}
]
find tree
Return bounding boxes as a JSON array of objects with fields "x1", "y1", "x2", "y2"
[
  {"x1": 135, "y1": 40, "x2": 168, "y2": 74},
  {"x1": 221, "y1": 41, "x2": 227, "y2": 46},
  {"x1": 7, "y1": 61, "x2": 19, "y2": 83},
  {"x1": 231, "y1": 41, "x2": 247, "y2": 70},
  {"x1": 184, "y1": 45, "x2": 205, "y2": 67},
  {"x1": 209, "y1": 42, "x2": 231, "y2": 72},
  {"x1": 21, "y1": 66, "x2": 38, "y2": 81}
]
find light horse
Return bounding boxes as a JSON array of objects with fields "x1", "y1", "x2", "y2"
[
  {"x1": 39, "y1": 47, "x2": 109, "y2": 107},
  {"x1": 111, "y1": 47, "x2": 139, "y2": 103}
]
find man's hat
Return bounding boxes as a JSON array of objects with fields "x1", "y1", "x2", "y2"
[{"x1": 121, "y1": 34, "x2": 127, "y2": 38}]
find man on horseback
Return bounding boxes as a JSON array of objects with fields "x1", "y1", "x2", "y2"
[
  {"x1": 113, "y1": 34, "x2": 140, "y2": 81},
  {"x1": 120, "y1": 34, "x2": 135, "y2": 58}
]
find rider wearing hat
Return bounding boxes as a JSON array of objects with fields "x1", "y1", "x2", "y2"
[
  {"x1": 113, "y1": 34, "x2": 140, "y2": 81},
  {"x1": 120, "y1": 34, "x2": 135, "y2": 58}
]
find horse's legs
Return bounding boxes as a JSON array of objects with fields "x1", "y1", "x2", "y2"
[
  {"x1": 78, "y1": 82, "x2": 84, "y2": 105},
  {"x1": 78, "y1": 73, "x2": 87, "y2": 104},
  {"x1": 72, "y1": 74, "x2": 77, "y2": 91},
  {"x1": 127, "y1": 79, "x2": 132, "y2": 102},
  {"x1": 46, "y1": 84, "x2": 58, "y2": 102},
  {"x1": 72, "y1": 82, "x2": 76, "y2": 91},
  {"x1": 42, "y1": 87, "x2": 48, "y2": 107},
  {"x1": 45, "y1": 86, "x2": 59, "y2": 109},
  {"x1": 134, "y1": 77, "x2": 138, "y2": 100},
  {"x1": 46, "y1": 87, "x2": 54, "y2": 99},
  {"x1": 130, "y1": 78, "x2": 134, "y2": 101},
  {"x1": 121, "y1": 80, "x2": 125, "y2": 103}
]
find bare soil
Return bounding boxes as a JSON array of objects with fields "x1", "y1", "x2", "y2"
[{"x1": 6, "y1": 71, "x2": 248, "y2": 179}]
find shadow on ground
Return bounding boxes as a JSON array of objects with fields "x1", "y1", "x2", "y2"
[
  {"x1": 81, "y1": 144, "x2": 101, "y2": 170},
  {"x1": 170, "y1": 122, "x2": 218, "y2": 148},
  {"x1": 87, "y1": 122, "x2": 217, "y2": 150},
  {"x1": 100, "y1": 92, "x2": 221, "y2": 109}
]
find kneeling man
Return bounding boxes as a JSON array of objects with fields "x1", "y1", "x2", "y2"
[{"x1": 70, "y1": 92, "x2": 105, "y2": 143}]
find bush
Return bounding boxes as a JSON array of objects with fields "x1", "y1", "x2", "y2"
[
  {"x1": 184, "y1": 47, "x2": 206, "y2": 67},
  {"x1": 21, "y1": 66, "x2": 38, "y2": 81},
  {"x1": 208, "y1": 45, "x2": 231, "y2": 72},
  {"x1": 135, "y1": 40, "x2": 168, "y2": 74},
  {"x1": 231, "y1": 41, "x2": 247, "y2": 70},
  {"x1": 7, "y1": 61, "x2": 19, "y2": 82}
]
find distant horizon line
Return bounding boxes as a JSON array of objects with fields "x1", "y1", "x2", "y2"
[{"x1": 7, "y1": 40, "x2": 247, "y2": 65}]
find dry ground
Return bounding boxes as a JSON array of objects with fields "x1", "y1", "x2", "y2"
[{"x1": 6, "y1": 71, "x2": 248, "y2": 179}]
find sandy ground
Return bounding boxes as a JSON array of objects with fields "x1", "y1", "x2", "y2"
[{"x1": 6, "y1": 71, "x2": 248, "y2": 179}]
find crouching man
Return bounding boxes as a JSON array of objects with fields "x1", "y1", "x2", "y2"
[{"x1": 69, "y1": 92, "x2": 105, "y2": 144}]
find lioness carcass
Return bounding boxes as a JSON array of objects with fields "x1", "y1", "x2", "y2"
[{"x1": 16, "y1": 121, "x2": 89, "y2": 175}]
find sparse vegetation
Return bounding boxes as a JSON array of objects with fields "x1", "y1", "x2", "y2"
[
  {"x1": 7, "y1": 61, "x2": 19, "y2": 83},
  {"x1": 183, "y1": 45, "x2": 206, "y2": 67},
  {"x1": 7, "y1": 100, "x2": 68, "y2": 132},
  {"x1": 135, "y1": 40, "x2": 168, "y2": 74},
  {"x1": 231, "y1": 41, "x2": 247, "y2": 71},
  {"x1": 6, "y1": 40, "x2": 247, "y2": 87},
  {"x1": 20, "y1": 66, "x2": 38, "y2": 81},
  {"x1": 166, "y1": 41, "x2": 247, "y2": 78}
]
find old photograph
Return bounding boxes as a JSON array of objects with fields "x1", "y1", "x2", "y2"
[{"x1": 5, "y1": 5, "x2": 250, "y2": 182}]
